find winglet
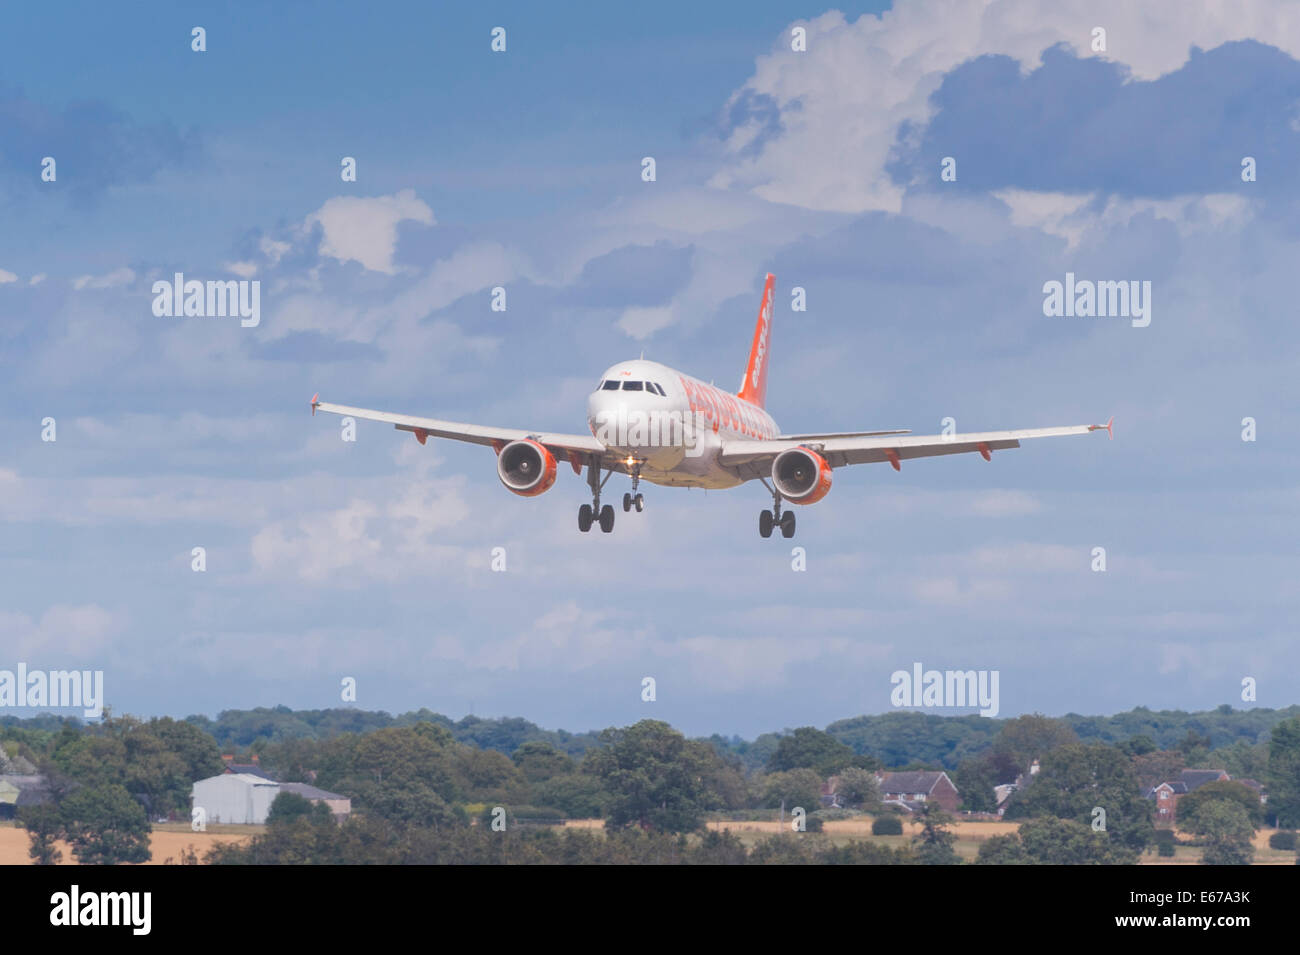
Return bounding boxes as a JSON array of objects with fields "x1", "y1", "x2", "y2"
[
  {"x1": 1088, "y1": 416, "x2": 1114, "y2": 440},
  {"x1": 311, "y1": 393, "x2": 319, "y2": 416}
]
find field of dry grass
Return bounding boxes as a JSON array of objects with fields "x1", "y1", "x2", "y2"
[
  {"x1": 0, "y1": 821, "x2": 255, "y2": 866},
  {"x1": 2, "y1": 815, "x2": 1294, "y2": 864}
]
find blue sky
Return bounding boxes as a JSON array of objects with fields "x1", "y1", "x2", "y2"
[{"x1": 2, "y1": 1, "x2": 1298, "y2": 738}]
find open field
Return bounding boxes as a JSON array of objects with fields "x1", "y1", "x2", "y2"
[
  {"x1": 569, "y1": 815, "x2": 1298, "y2": 864},
  {"x1": 0, "y1": 821, "x2": 255, "y2": 865},
  {"x1": 2, "y1": 816, "x2": 1294, "y2": 864}
]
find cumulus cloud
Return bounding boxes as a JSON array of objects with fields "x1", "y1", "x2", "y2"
[
  {"x1": 305, "y1": 188, "x2": 435, "y2": 273},
  {"x1": 710, "y1": 2, "x2": 1300, "y2": 213},
  {"x1": 0, "y1": 269, "x2": 17, "y2": 284}
]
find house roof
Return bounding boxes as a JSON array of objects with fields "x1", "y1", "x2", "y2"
[
  {"x1": 1235, "y1": 778, "x2": 1265, "y2": 792},
  {"x1": 1179, "y1": 769, "x2": 1228, "y2": 791},
  {"x1": 278, "y1": 782, "x2": 344, "y2": 801},
  {"x1": 878, "y1": 771, "x2": 950, "y2": 795}
]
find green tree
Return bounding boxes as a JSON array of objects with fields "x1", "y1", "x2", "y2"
[
  {"x1": 834, "y1": 767, "x2": 882, "y2": 810},
  {"x1": 1016, "y1": 816, "x2": 1137, "y2": 864},
  {"x1": 1005, "y1": 742, "x2": 1154, "y2": 853},
  {"x1": 975, "y1": 833, "x2": 1028, "y2": 864},
  {"x1": 1177, "y1": 780, "x2": 1263, "y2": 830},
  {"x1": 759, "y1": 769, "x2": 824, "y2": 812},
  {"x1": 994, "y1": 714, "x2": 1078, "y2": 776},
  {"x1": 1130, "y1": 749, "x2": 1185, "y2": 790},
  {"x1": 584, "y1": 720, "x2": 715, "y2": 833},
  {"x1": 912, "y1": 801, "x2": 959, "y2": 865},
  {"x1": 18, "y1": 803, "x2": 63, "y2": 865},
  {"x1": 267, "y1": 791, "x2": 333, "y2": 826},
  {"x1": 511, "y1": 741, "x2": 575, "y2": 783},
  {"x1": 1189, "y1": 801, "x2": 1255, "y2": 865},
  {"x1": 766, "y1": 727, "x2": 865, "y2": 776},
  {"x1": 530, "y1": 773, "x2": 608, "y2": 818},
  {"x1": 1267, "y1": 716, "x2": 1300, "y2": 828},
  {"x1": 954, "y1": 754, "x2": 999, "y2": 812},
  {"x1": 59, "y1": 784, "x2": 151, "y2": 865}
]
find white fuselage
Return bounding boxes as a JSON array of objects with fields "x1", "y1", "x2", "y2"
[{"x1": 586, "y1": 359, "x2": 779, "y2": 489}]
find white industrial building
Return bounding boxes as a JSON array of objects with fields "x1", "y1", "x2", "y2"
[
  {"x1": 191, "y1": 773, "x2": 352, "y2": 825},
  {"x1": 192, "y1": 772, "x2": 281, "y2": 825}
]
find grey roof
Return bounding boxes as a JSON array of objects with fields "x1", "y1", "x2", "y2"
[
  {"x1": 1179, "y1": 769, "x2": 1228, "y2": 791},
  {"x1": 278, "y1": 782, "x2": 345, "y2": 801},
  {"x1": 878, "y1": 771, "x2": 950, "y2": 795}
]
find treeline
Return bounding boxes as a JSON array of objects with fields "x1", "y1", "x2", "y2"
[
  {"x1": 94, "y1": 702, "x2": 1299, "y2": 772},
  {"x1": 180, "y1": 706, "x2": 602, "y2": 757}
]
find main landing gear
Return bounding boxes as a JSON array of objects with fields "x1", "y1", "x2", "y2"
[
  {"x1": 578, "y1": 460, "x2": 616, "y2": 533},
  {"x1": 758, "y1": 481, "x2": 795, "y2": 539}
]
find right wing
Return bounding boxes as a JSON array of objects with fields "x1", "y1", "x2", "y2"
[
  {"x1": 311, "y1": 395, "x2": 614, "y2": 470},
  {"x1": 719, "y1": 419, "x2": 1113, "y2": 479}
]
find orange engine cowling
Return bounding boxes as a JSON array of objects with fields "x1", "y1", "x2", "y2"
[
  {"x1": 496, "y1": 439, "x2": 558, "y2": 497},
  {"x1": 771, "y1": 446, "x2": 832, "y2": 505}
]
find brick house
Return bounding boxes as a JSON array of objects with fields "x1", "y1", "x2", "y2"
[
  {"x1": 876, "y1": 770, "x2": 960, "y2": 813},
  {"x1": 1145, "y1": 769, "x2": 1230, "y2": 824}
]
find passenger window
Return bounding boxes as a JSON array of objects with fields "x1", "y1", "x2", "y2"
[
  {"x1": 602, "y1": 380, "x2": 621, "y2": 390},
  {"x1": 623, "y1": 381, "x2": 644, "y2": 391}
]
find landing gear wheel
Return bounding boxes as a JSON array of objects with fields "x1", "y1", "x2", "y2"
[
  {"x1": 599, "y1": 504, "x2": 615, "y2": 533},
  {"x1": 759, "y1": 510, "x2": 774, "y2": 538},
  {"x1": 578, "y1": 504, "x2": 593, "y2": 533},
  {"x1": 623, "y1": 492, "x2": 632, "y2": 512},
  {"x1": 780, "y1": 511, "x2": 796, "y2": 538},
  {"x1": 634, "y1": 493, "x2": 644, "y2": 513}
]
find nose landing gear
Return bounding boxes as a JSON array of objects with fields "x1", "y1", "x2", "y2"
[{"x1": 622, "y1": 460, "x2": 646, "y2": 513}]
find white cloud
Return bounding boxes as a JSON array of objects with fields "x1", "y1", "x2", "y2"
[
  {"x1": 711, "y1": 2, "x2": 1300, "y2": 214},
  {"x1": 29, "y1": 273, "x2": 46, "y2": 286},
  {"x1": 0, "y1": 269, "x2": 17, "y2": 284},
  {"x1": 72, "y1": 267, "x2": 135, "y2": 290},
  {"x1": 305, "y1": 188, "x2": 435, "y2": 273},
  {"x1": 0, "y1": 605, "x2": 120, "y2": 659}
]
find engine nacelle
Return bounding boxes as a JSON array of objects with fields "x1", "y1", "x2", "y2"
[
  {"x1": 771, "y1": 446, "x2": 832, "y2": 505},
  {"x1": 496, "y1": 439, "x2": 558, "y2": 497}
]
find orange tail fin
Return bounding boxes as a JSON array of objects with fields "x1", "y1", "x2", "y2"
[{"x1": 738, "y1": 273, "x2": 775, "y2": 408}]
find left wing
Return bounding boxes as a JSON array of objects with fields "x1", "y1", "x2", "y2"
[
  {"x1": 311, "y1": 395, "x2": 611, "y2": 469},
  {"x1": 719, "y1": 418, "x2": 1112, "y2": 479}
]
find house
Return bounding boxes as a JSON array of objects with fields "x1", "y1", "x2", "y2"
[
  {"x1": 875, "y1": 770, "x2": 960, "y2": 813},
  {"x1": 0, "y1": 774, "x2": 51, "y2": 820},
  {"x1": 278, "y1": 782, "x2": 352, "y2": 822},
  {"x1": 1145, "y1": 768, "x2": 1230, "y2": 824}
]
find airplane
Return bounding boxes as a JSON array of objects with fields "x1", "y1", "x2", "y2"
[{"x1": 311, "y1": 273, "x2": 1112, "y2": 538}]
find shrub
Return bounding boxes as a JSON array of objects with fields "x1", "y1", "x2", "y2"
[
  {"x1": 1268, "y1": 830, "x2": 1297, "y2": 851},
  {"x1": 872, "y1": 815, "x2": 904, "y2": 835}
]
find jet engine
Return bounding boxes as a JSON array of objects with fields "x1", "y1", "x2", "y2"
[
  {"x1": 771, "y1": 446, "x2": 832, "y2": 505},
  {"x1": 497, "y1": 439, "x2": 558, "y2": 497}
]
